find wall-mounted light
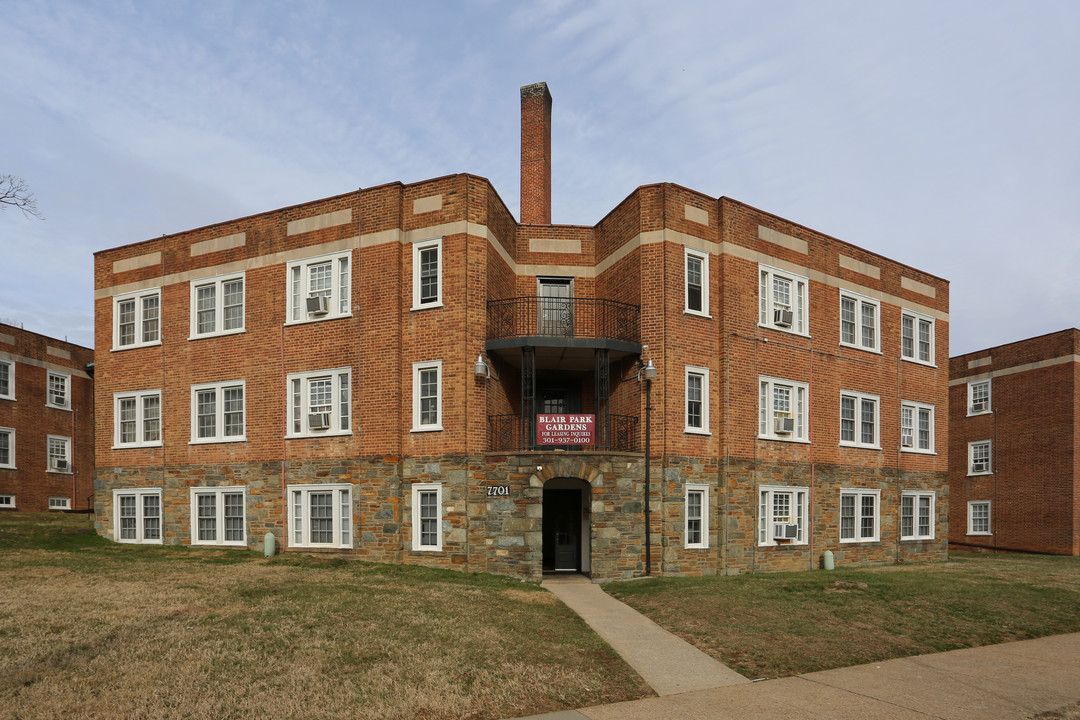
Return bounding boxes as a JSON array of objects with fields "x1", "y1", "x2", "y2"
[{"x1": 474, "y1": 354, "x2": 499, "y2": 380}]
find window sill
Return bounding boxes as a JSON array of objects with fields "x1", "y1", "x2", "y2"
[
  {"x1": 46, "y1": 404, "x2": 72, "y2": 412},
  {"x1": 900, "y1": 448, "x2": 937, "y2": 455},
  {"x1": 115, "y1": 539, "x2": 164, "y2": 545},
  {"x1": 839, "y1": 538, "x2": 881, "y2": 544},
  {"x1": 410, "y1": 426, "x2": 444, "y2": 433},
  {"x1": 966, "y1": 410, "x2": 993, "y2": 417},
  {"x1": 684, "y1": 428, "x2": 712, "y2": 436},
  {"x1": 685, "y1": 544, "x2": 709, "y2": 550},
  {"x1": 839, "y1": 443, "x2": 881, "y2": 451},
  {"x1": 838, "y1": 342, "x2": 883, "y2": 355},
  {"x1": 286, "y1": 430, "x2": 352, "y2": 439},
  {"x1": 189, "y1": 437, "x2": 247, "y2": 445},
  {"x1": 758, "y1": 541, "x2": 809, "y2": 548},
  {"x1": 967, "y1": 471, "x2": 993, "y2": 477},
  {"x1": 683, "y1": 309, "x2": 712, "y2": 319},
  {"x1": 1, "y1": 396, "x2": 16, "y2": 402},
  {"x1": 0, "y1": 466, "x2": 16, "y2": 471},
  {"x1": 899, "y1": 536, "x2": 935, "y2": 542},
  {"x1": 900, "y1": 357, "x2": 937, "y2": 368},
  {"x1": 188, "y1": 328, "x2": 246, "y2": 341},
  {"x1": 757, "y1": 435, "x2": 811, "y2": 444},
  {"x1": 289, "y1": 543, "x2": 353, "y2": 550},
  {"x1": 46, "y1": 469, "x2": 73, "y2": 475},
  {"x1": 191, "y1": 541, "x2": 248, "y2": 548},
  {"x1": 757, "y1": 323, "x2": 811, "y2": 338},
  {"x1": 411, "y1": 546, "x2": 443, "y2": 552},
  {"x1": 411, "y1": 302, "x2": 444, "y2": 312},
  {"x1": 111, "y1": 443, "x2": 163, "y2": 450},
  {"x1": 966, "y1": 532, "x2": 993, "y2": 537},
  {"x1": 284, "y1": 313, "x2": 353, "y2": 327},
  {"x1": 111, "y1": 341, "x2": 162, "y2": 352}
]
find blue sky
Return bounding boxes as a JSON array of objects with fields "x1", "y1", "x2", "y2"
[{"x1": 1, "y1": 0, "x2": 1077, "y2": 354}]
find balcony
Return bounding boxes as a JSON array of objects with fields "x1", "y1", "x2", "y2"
[
  {"x1": 489, "y1": 414, "x2": 640, "y2": 453},
  {"x1": 487, "y1": 297, "x2": 640, "y2": 358}
]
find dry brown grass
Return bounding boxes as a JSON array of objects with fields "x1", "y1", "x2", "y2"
[{"x1": 0, "y1": 514, "x2": 650, "y2": 719}]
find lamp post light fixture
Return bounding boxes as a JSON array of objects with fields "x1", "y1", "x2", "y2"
[{"x1": 474, "y1": 354, "x2": 499, "y2": 380}]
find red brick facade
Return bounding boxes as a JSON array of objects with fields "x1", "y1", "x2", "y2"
[
  {"x1": 93, "y1": 83, "x2": 948, "y2": 579},
  {"x1": 949, "y1": 329, "x2": 1080, "y2": 555},
  {"x1": 0, "y1": 323, "x2": 94, "y2": 511}
]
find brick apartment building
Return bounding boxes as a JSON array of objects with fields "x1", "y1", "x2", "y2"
[
  {"x1": 93, "y1": 83, "x2": 949, "y2": 580},
  {"x1": 0, "y1": 323, "x2": 94, "y2": 512},
  {"x1": 949, "y1": 329, "x2": 1080, "y2": 555}
]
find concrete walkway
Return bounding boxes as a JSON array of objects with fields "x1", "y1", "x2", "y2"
[
  {"x1": 540, "y1": 574, "x2": 749, "y2": 695},
  {"x1": 514, "y1": 631, "x2": 1080, "y2": 720}
]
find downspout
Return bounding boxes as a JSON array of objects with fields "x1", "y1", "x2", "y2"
[
  {"x1": 71, "y1": 407, "x2": 77, "y2": 509},
  {"x1": 808, "y1": 337, "x2": 815, "y2": 571},
  {"x1": 281, "y1": 323, "x2": 287, "y2": 548},
  {"x1": 356, "y1": 187, "x2": 362, "y2": 552}
]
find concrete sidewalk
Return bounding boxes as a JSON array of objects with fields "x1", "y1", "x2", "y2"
[
  {"x1": 515, "y1": 632, "x2": 1080, "y2": 720},
  {"x1": 540, "y1": 575, "x2": 749, "y2": 696}
]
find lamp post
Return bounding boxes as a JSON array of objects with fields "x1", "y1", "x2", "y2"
[{"x1": 641, "y1": 358, "x2": 656, "y2": 575}]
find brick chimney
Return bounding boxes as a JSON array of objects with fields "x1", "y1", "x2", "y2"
[{"x1": 520, "y1": 82, "x2": 552, "y2": 225}]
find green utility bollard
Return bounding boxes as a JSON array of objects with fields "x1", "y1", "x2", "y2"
[
  {"x1": 823, "y1": 550, "x2": 834, "y2": 570},
  {"x1": 264, "y1": 532, "x2": 276, "y2": 558}
]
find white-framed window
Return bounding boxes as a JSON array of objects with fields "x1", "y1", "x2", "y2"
[
  {"x1": 684, "y1": 248, "x2": 709, "y2": 316},
  {"x1": 900, "y1": 491, "x2": 935, "y2": 540},
  {"x1": 759, "y1": 265, "x2": 809, "y2": 334},
  {"x1": 190, "y1": 487, "x2": 247, "y2": 546},
  {"x1": 758, "y1": 485, "x2": 809, "y2": 546},
  {"x1": 968, "y1": 500, "x2": 991, "y2": 536},
  {"x1": 190, "y1": 272, "x2": 245, "y2": 338},
  {"x1": 901, "y1": 310, "x2": 935, "y2": 365},
  {"x1": 0, "y1": 495, "x2": 14, "y2": 508},
  {"x1": 113, "y1": 390, "x2": 162, "y2": 448},
  {"x1": 113, "y1": 288, "x2": 161, "y2": 350},
  {"x1": 47, "y1": 371, "x2": 70, "y2": 410},
  {"x1": 46, "y1": 435, "x2": 71, "y2": 473},
  {"x1": 0, "y1": 359, "x2": 14, "y2": 400},
  {"x1": 114, "y1": 488, "x2": 163, "y2": 544},
  {"x1": 759, "y1": 376, "x2": 809, "y2": 442},
  {"x1": 288, "y1": 484, "x2": 353, "y2": 549},
  {"x1": 839, "y1": 391, "x2": 879, "y2": 449},
  {"x1": 191, "y1": 381, "x2": 246, "y2": 443},
  {"x1": 685, "y1": 366, "x2": 710, "y2": 435},
  {"x1": 411, "y1": 361, "x2": 443, "y2": 432},
  {"x1": 48, "y1": 497, "x2": 71, "y2": 510},
  {"x1": 900, "y1": 401, "x2": 935, "y2": 453},
  {"x1": 968, "y1": 379, "x2": 991, "y2": 415},
  {"x1": 287, "y1": 250, "x2": 352, "y2": 323},
  {"x1": 840, "y1": 489, "x2": 880, "y2": 543},
  {"x1": 968, "y1": 440, "x2": 992, "y2": 475},
  {"x1": 411, "y1": 483, "x2": 443, "y2": 551},
  {"x1": 839, "y1": 291, "x2": 879, "y2": 352},
  {"x1": 685, "y1": 484, "x2": 708, "y2": 548},
  {"x1": 287, "y1": 368, "x2": 351, "y2": 437},
  {"x1": 0, "y1": 427, "x2": 14, "y2": 469},
  {"x1": 412, "y1": 238, "x2": 443, "y2": 310}
]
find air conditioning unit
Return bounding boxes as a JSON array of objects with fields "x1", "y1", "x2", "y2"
[
  {"x1": 773, "y1": 308, "x2": 793, "y2": 327},
  {"x1": 307, "y1": 412, "x2": 331, "y2": 430},
  {"x1": 51, "y1": 459, "x2": 68, "y2": 471},
  {"x1": 971, "y1": 401, "x2": 986, "y2": 413},
  {"x1": 972, "y1": 461, "x2": 989, "y2": 474},
  {"x1": 901, "y1": 436, "x2": 914, "y2": 448},
  {"x1": 306, "y1": 295, "x2": 330, "y2": 315},
  {"x1": 773, "y1": 523, "x2": 799, "y2": 540},
  {"x1": 774, "y1": 416, "x2": 794, "y2": 434}
]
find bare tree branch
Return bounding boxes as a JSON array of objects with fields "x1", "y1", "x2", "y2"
[{"x1": 0, "y1": 175, "x2": 43, "y2": 219}]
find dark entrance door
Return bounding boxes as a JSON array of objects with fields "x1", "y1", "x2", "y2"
[{"x1": 543, "y1": 489, "x2": 581, "y2": 572}]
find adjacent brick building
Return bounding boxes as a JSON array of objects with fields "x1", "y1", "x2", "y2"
[
  {"x1": 949, "y1": 329, "x2": 1080, "y2": 555},
  {"x1": 93, "y1": 83, "x2": 949, "y2": 580},
  {"x1": 0, "y1": 323, "x2": 94, "y2": 512}
]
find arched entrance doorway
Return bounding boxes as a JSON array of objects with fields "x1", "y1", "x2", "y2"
[{"x1": 542, "y1": 477, "x2": 591, "y2": 574}]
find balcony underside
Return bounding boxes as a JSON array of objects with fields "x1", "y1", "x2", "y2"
[{"x1": 486, "y1": 338, "x2": 640, "y2": 372}]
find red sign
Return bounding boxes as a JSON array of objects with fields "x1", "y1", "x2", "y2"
[{"x1": 536, "y1": 414, "x2": 595, "y2": 445}]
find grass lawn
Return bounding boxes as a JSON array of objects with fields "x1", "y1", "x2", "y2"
[
  {"x1": 605, "y1": 551, "x2": 1080, "y2": 680},
  {"x1": 0, "y1": 513, "x2": 650, "y2": 720}
]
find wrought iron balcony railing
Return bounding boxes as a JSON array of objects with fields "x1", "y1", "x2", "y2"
[
  {"x1": 488, "y1": 414, "x2": 640, "y2": 453},
  {"x1": 487, "y1": 296, "x2": 640, "y2": 343}
]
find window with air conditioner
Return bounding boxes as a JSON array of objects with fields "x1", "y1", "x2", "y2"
[
  {"x1": 839, "y1": 391, "x2": 880, "y2": 449},
  {"x1": 288, "y1": 484, "x2": 353, "y2": 549},
  {"x1": 967, "y1": 500, "x2": 991, "y2": 536},
  {"x1": 967, "y1": 379, "x2": 991, "y2": 415},
  {"x1": 412, "y1": 238, "x2": 443, "y2": 310},
  {"x1": 287, "y1": 251, "x2": 352, "y2": 323},
  {"x1": 114, "y1": 390, "x2": 162, "y2": 448},
  {"x1": 759, "y1": 265, "x2": 809, "y2": 334},
  {"x1": 900, "y1": 401, "x2": 935, "y2": 453},
  {"x1": 840, "y1": 489, "x2": 880, "y2": 542},
  {"x1": 759, "y1": 486, "x2": 808, "y2": 546},
  {"x1": 684, "y1": 248, "x2": 710, "y2": 316},
  {"x1": 900, "y1": 491, "x2": 935, "y2": 541},
  {"x1": 114, "y1": 488, "x2": 163, "y2": 544},
  {"x1": 190, "y1": 272, "x2": 245, "y2": 338},
  {"x1": 0, "y1": 427, "x2": 14, "y2": 469},
  {"x1": 190, "y1": 381, "x2": 246, "y2": 444},
  {"x1": 46, "y1": 435, "x2": 71, "y2": 473},
  {"x1": 0, "y1": 359, "x2": 14, "y2": 400},
  {"x1": 112, "y1": 288, "x2": 161, "y2": 350},
  {"x1": 759, "y1": 376, "x2": 809, "y2": 442},
  {"x1": 47, "y1": 371, "x2": 70, "y2": 410},
  {"x1": 287, "y1": 368, "x2": 352, "y2": 438},
  {"x1": 839, "y1": 291, "x2": 880, "y2": 352},
  {"x1": 190, "y1": 487, "x2": 247, "y2": 546},
  {"x1": 901, "y1": 310, "x2": 935, "y2": 365},
  {"x1": 968, "y1": 440, "x2": 992, "y2": 475}
]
